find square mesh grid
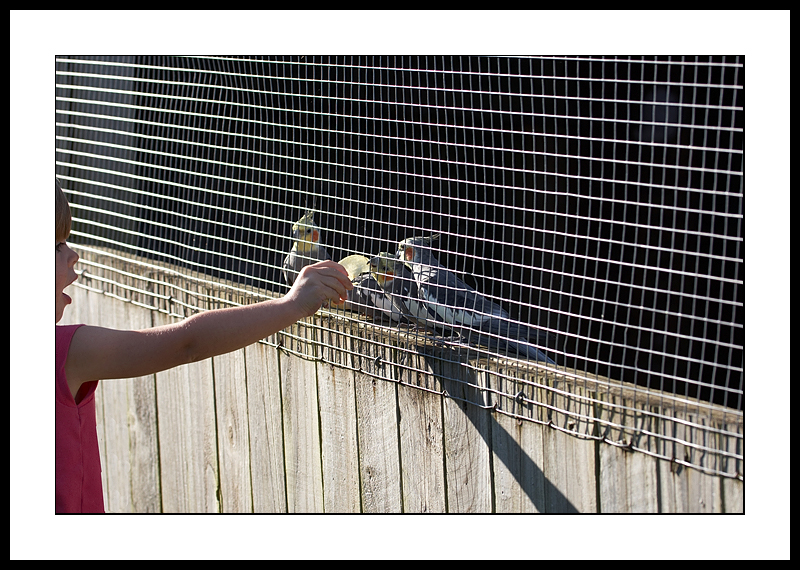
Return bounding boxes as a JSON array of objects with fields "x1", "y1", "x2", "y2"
[{"x1": 56, "y1": 56, "x2": 743, "y2": 475}]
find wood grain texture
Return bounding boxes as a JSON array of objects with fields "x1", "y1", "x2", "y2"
[
  {"x1": 278, "y1": 322, "x2": 323, "y2": 513},
  {"x1": 396, "y1": 348, "x2": 446, "y2": 513},
  {"x1": 352, "y1": 326, "x2": 402, "y2": 513},
  {"x1": 213, "y1": 349, "x2": 252, "y2": 512},
  {"x1": 599, "y1": 444, "x2": 659, "y2": 513},
  {"x1": 437, "y1": 358, "x2": 493, "y2": 513},
  {"x1": 244, "y1": 339, "x2": 288, "y2": 512},
  {"x1": 103, "y1": 297, "x2": 160, "y2": 513},
  {"x1": 486, "y1": 360, "x2": 547, "y2": 513},
  {"x1": 491, "y1": 412, "x2": 546, "y2": 513},
  {"x1": 152, "y1": 310, "x2": 220, "y2": 513},
  {"x1": 317, "y1": 320, "x2": 361, "y2": 513}
]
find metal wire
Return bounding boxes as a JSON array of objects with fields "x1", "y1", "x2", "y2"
[{"x1": 56, "y1": 55, "x2": 743, "y2": 479}]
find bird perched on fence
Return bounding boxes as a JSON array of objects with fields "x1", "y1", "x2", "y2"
[
  {"x1": 336, "y1": 253, "x2": 401, "y2": 323},
  {"x1": 369, "y1": 252, "x2": 436, "y2": 329},
  {"x1": 397, "y1": 234, "x2": 556, "y2": 364},
  {"x1": 282, "y1": 211, "x2": 331, "y2": 288}
]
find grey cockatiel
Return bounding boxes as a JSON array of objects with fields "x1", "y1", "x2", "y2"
[
  {"x1": 338, "y1": 253, "x2": 406, "y2": 324},
  {"x1": 282, "y1": 211, "x2": 331, "y2": 288},
  {"x1": 369, "y1": 252, "x2": 436, "y2": 329},
  {"x1": 397, "y1": 234, "x2": 555, "y2": 364}
]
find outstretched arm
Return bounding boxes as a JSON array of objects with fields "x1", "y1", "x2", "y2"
[{"x1": 64, "y1": 261, "x2": 352, "y2": 397}]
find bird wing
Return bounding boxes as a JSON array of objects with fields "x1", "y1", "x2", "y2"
[
  {"x1": 403, "y1": 242, "x2": 554, "y2": 363},
  {"x1": 418, "y1": 267, "x2": 507, "y2": 327},
  {"x1": 282, "y1": 246, "x2": 299, "y2": 286},
  {"x1": 282, "y1": 244, "x2": 331, "y2": 286},
  {"x1": 350, "y1": 273, "x2": 403, "y2": 323},
  {"x1": 475, "y1": 318, "x2": 555, "y2": 363},
  {"x1": 385, "y1": 272, "x2": 437, "y2": 326}
]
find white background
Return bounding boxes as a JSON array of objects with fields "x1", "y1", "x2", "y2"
[{"x1": 10, "y1": 9, "x2": 788, "y2": 560}]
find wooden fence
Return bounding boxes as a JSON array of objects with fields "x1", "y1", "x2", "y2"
[{"x1": 60, "y1": 248, "x2": 743, "y2": 513}]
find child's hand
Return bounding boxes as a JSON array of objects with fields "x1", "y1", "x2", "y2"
[{"x1": 284, "y1": 260, "x2": 354, "y2": 319}]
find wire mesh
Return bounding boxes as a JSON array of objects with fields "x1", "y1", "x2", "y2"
[{"x1": 56, "y1": 55, "x2": 743, "y2": 479}]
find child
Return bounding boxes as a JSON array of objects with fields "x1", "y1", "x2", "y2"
[{"x1": 55, "y1": 178, "x2": 353, "y2": 513}]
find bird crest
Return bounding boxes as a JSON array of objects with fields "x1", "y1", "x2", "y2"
[
  {"x1": 292, "y1": 210, "x2": 317, "y2": 231},
  {"x1": 291, "y1": 210, "x2": 321, "y2": 247},
  {"x1": 398, "y1": 233, "x2": 440, "y2": 262}
]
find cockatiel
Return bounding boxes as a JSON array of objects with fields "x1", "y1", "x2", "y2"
[
  {"x1": 369, "y1": 252, "x2": 436, "y2": 329},
  {"x1": 397, "y1": 235, "x2": 555, "y2": 364},
  {"x1": 339, "y1": 253, "x2": 406, "y2": 324},
  {"x1": 282, "y1": 211, "x2": 331, "y2": 288}
]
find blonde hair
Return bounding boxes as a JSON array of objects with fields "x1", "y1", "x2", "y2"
[{"x1": 56, "y1": 178, "x2": 72, "y2": 242}]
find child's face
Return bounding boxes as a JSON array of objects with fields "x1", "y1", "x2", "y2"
[{"x1": 55, "y1": 240, "x2": 79, "y2": 323}]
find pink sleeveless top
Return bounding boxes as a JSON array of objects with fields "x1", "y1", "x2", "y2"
[{"x1": 56, "y1": 324, "x2": 104, "y2": 513}]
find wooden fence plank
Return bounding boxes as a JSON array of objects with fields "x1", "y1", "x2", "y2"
[
  {"x1": 539, "y1": 368, "x2": 598, "y2": 513},
  {"x1": 244, "y1": 339, "x2": 288, "y2": 512},
  {"x1": 437, "y1": 357, "x2": 493, "y2": 513},
  {"x1": 596, "y1": 392, "x2": 659, "y2": 513},
  {"x1": 213, "y1": 349, "x2": 253, "y2": 513},
  {"x1": 396, "y1": 347, "x2": 446, "y2": 513},
  {"x1": 317, "y1": 362, "x2": 360, "y2": 512},
  {"x1": 126, "y1": 355, "x2": 161, "y2": 513},
  {"x1": 722, "y1": 476, "x2": 744, "y2": 514},
  {"x1": 116, "y1": 297, "x2": 159, "y2": 513},
  {"x1": 317, "y1": 319, "x2": 361, "y2": 513},
  {"x1": 656, "y1": 406, "x2": 723, "y2": 513},
  {"x1": 279, "y1": 321, "x2": 323, "y2": 513},
  {"x1": 96, "y1": 302, "x2": 132, "y2": 514},
  {"x1": 541, "y1": 427, "x2": 597, "y2": 513},
  {"x1": 599, "y1": 445, "x2": 659, "y2": 513},
  {"x1": 103, "y1": 297, "x2": 160, "y2": 513},
  {"x1": 485, "y1": 360, "x2": 546, "y2": 513},
  {"x1": 352, "y1": 325, "x2": 402, "y2": 513},
  {"x1": 153, "y1": 310, "x2": 219, "y2": 513},
  {"x1": 720, "y1": 416, "x2": 744, "y2": 513},
  {"x1": 657, "y1": 461, "x2": 723, "y2": 513}
]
